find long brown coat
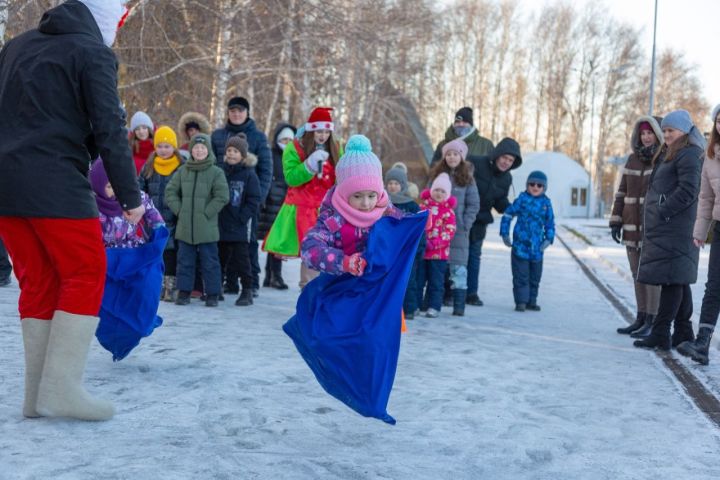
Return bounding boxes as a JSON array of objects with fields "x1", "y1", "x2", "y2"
[{"x1": 609, "y1": 116, "x2": 664, "y2": 248}]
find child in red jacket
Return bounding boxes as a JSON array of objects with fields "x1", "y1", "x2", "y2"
[{"x1": 417, "y1": 173, "x2": 457, "y2": 317}]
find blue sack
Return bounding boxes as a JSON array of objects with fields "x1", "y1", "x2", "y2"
[
  {"x1": 283, "y1": 212, "x2": 427, "y2": 424},
  {"x1": 96, "y1": 226, "x2": 168, "y2": 361}
]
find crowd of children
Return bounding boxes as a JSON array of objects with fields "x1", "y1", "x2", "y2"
[{"x1": 103, "y1": 101, "x2": 555, "y2": 315}]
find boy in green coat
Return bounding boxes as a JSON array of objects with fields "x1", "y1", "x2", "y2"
[{"x1": 165, "y1": 134, "x2": 229, "y2": 306}]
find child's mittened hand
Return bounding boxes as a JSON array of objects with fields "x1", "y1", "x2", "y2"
[
  {"x1": 502, "y1": 236, "x2": 512, "y2": 248},
  {"x1": 342, "y1": 253, "x2": 367, "y2": 276},
  {"x1": 540, "y1": 239, "x2": 551, "y2": 251},
  {"x1": 304, "y1": 149, "x2": 330, "y2": 174}
]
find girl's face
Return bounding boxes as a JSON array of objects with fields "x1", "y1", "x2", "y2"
[
  {"x1": 104, "y1": 182, "x2": 115, "y2": 199},
  {"x1": 386, "y1": 180, "x2": 401, "y2": 194},
  {"x1": 444, "y1": 150, "x2": 462, "y2": 168},
  {"x1": 348, "y1": 190, "x2": 378, "y2": 212},
  {"x1": 192, "y1": 143, "x2": 209, "y2": 161},
  {"x1": 662, "y1": 127, "x2": 684, "y2": 146},
  {"x1": 431, "y1": 188, "x2": 448, "y2": 202},
  {"x1": 640, "y1": 128, "x2": 657, "y2": 147},
  {"x1": 155, "y1": 142, "x2": 174, "y2": 159},
  {"x1": 225, "y1": 146, "x2": 242, "y2": 165},
  {"x1": 186, "y1": 127, "x2": 200, "y2": 139},
  {"x1": 314, "y1": 130, "x2": 331, "y2": 145},
  {"x1": 134, "y1": 126, "x2": 150, "y2": 141},
  {"x1": 495, "y1": 154, "x2": 515, "y2": 172}
]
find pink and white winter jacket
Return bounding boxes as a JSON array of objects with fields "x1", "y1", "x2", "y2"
[{"x1": 419, "y1": 189, "x2": 457, "y2": 260}]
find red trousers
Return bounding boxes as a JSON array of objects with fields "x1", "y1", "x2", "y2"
[{"x1": 0, "y1": 217, "x2": 106, "y2": 320}]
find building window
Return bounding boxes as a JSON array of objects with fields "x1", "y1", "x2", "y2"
[
  {"x1": 571, "y1": 188, "x2": 578, "y2": 206},
  {"x1": 571, "y1": 187, "x2": 588, "y2": 207}
]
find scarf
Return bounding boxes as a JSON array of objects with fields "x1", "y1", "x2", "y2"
[
  {"x1": 389, "y1": 191, "x2": 414, "y2": 205},
  {"x1": 153, "y1": 154, "x2": 181, "y2": 176},
  {"x1": 225, "y1": 120, "x2": 248, "y2": 134},
  {"x1": 186, "y1": 156, "x2": 214, "y2": 172},
  {"x1": 331, "y1": 189, "x2": 389, "y2": 229},
  {"x1": 89, "y1": 159, "x2": 124, "y2": 217},
  {"x1": 639, "y1": 144, "x2": 658, "y2": 161}
]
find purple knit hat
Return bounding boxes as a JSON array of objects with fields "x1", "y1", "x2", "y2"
[
  {"x1": 89, "y1": 158, "x2": 123, "y2": 217},
  {"x1": 441, "y1": 139, "x2": 468, "y2": 160},
  {"x1": 334, "y1": 135, "x2": 384, "y2": 200}
]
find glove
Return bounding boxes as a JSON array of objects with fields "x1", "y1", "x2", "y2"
[
  {"x1": 304, "y1": 149, "x2": 329, "y2": 174},
  {"x1": 610, "y1": 225, "x2": 622, "y2": 244},
  {"x1": 342, "y1": 253, "x2": 367, "y2": 276},
  {"x1": 540, "y1": 239, "x2": 551, "y2": 251},
  {"x1": 502, "y1": 236, "x2": 512, "y2": 248}
]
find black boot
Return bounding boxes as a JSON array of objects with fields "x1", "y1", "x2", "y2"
[
  {"x1": 235, "y1": 289, "x2": 254, "y2": 306},
  {"x1": 466, "y1": 293, "x2": 484, "y2": 306},
  {"x1": 526, "y1": 303, "x2": 541, "y2": 311},
  {"x1": 618, "y1": 312, "x2": 646, "y2": 335},
  {"x1": 262, "y1": 273, "x2": 272, "y2": 288},
  {"x1": 452, "y1": 289, "x2": 466, "y2": 316},
  {"x1": 515, "y1": 303, "x2": 526, "y2": 312},
  {"x1": 633, "y1": 323, "x2": 671, "y2": 351},
  {"x1": 175, "y1": 291, "x2": 191, "y2": 306},
  {"x1": 672, "y1": 320, "x2": 695, "y2": 348},
  {"x1": 270, "y1": 275, "x2": 289, "y2": 290},
  {"x1": 205, "y1": 294, "x2": 219, "y2": 307},
  {"x1": 630, "y1": 314, "x2": 655, "y2": 338},
  {"x1": 677, "y1": 327, "x2": 714, "y2": 365}
]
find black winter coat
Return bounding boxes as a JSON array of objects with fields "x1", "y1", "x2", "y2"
[
  {"x1": 211, "y1": 119, "x2": 272, "y2": 203},
  {"x1": 468, "y1": 138, "x2": 522, "y2": 241},
  {"x1": 0, "y1": 0, "x2": 140, "y2": 218},
  {"x1": 258, "y1": 123, "x2": 295, "y2": 239},
  {"x1": 637, "y1": 138, "x2": 704, "y2": 286},
  {"x1": 219, "y1": 155, "x2": 262, "y2": 243}
]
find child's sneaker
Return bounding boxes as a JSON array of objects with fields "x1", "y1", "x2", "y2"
[
  {"x1": 515, "y1": 303, "x2": 526, "y2": 312},
  {"x1": 426, "y1": 308, "x2": 439, "y2": 318},
  {"x1": 526, "y1": 303, "x2": 541, "y2": 311}
]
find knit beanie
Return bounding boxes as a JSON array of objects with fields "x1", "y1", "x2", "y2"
[
  {"x1": 277, "y1": 127, "x2": 295, "y2": 143},
  {"x1": 391, "y1": 162, "x2": 408, "y2": 173},
  {"x1": 130, "y1": 111, "x2": 153, "y2": 132},
  {"x1": 78, "y1": 0, "x2": 127, "y2": 47},
  {"x1": 455, "y1": 107, "x2": 474, "y2": 125},
  {"x1": 153, "y1": 126, "x2": 178, "y2": 149},
  {"x1": 661, "y1": 110, "x2": 693, "y2": 134},
  {"x1": 442, "y1": 138, "x2": 468, "y2": 160},
  {"x1": 431, "y1": 173, "x2": 452, "y2": 195},
  {"x1": 712, "y1": 104, "x2": 720, "y2": 124},
  {"x1": 334, "y1": 135, "x2": 383, "y2": 200},
  {"x1": 638, "y1": 122, "x2": 653, "y2": 133},
  {"x1": 384, "y1": 166, "x2": 409, "y2": 192},
  {"x1": 227, "y1": 96, "x2": 250, "y2": 113},
  {"x1": 527, "y1": 171, "x2": 548, "y2": 189},
  {"x1": 225, "y1": 133, "x2": 249, "y2": 157}
]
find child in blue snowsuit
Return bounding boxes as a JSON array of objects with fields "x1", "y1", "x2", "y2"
[{"x1": 500, "y1": 171, "x2": 555, "y2": 312}]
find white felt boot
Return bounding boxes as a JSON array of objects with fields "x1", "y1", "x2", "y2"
[
  {"x1": 21, "y1": 319, "x2": 51, "y2": 418},
  {"x1": 36, "y1": 311, "x2": 115, "y2": 421}
]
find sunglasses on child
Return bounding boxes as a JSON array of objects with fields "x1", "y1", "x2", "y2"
[{"x1": 527, "y1": 182, "x2": 544, "y2": 188}]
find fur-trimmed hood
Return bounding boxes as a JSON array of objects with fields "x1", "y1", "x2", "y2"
[
  {"x1": 630, "y1": 115, "x2": 663, "y2": 154},
  {"x1": 177, "y1": 111, "x2": 211, "y2": 142}
]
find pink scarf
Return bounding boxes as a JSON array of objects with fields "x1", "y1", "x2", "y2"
[{"x1": 331, "y1": 189, "x2": 389, "y2": 228}]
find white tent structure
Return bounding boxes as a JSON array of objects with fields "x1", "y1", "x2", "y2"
[{"x1": 509, "y1": 151, "x2": 591, "y2": 218}]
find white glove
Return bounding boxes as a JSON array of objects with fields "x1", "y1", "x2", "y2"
[{"x1": 304, "y1": 149, "x2": 329, "y2": 174}]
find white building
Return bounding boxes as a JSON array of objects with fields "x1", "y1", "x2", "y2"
[{"x1": 510, "y1": 151, "x2": 591, "y2": 218}]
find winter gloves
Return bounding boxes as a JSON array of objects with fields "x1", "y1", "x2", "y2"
[
  {"x1": 342, "y1": 253, "x2": 367, "y2": 276},
  {"x1": 502, "y1": 236, "x2": 551, "y2": 251},
  {"x1": 305, "y1": 149, "x2": 330, "y2": 175},
  {"x1": 502, "y1": 236, "x2": 512, "y2": 248},
  {"x1": 610, "y1": 225, "x2": 622, "y2": 244}
]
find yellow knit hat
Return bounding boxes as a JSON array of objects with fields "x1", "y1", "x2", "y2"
[{"x1": 153, "y1": 126, "x2": 178, "y2": 149}]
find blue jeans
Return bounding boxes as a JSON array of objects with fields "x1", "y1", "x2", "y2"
[
  {"x1": 417, "y1": 259, "x2": 448, "y2": 311},
  {"x1": 177, "y1": 241, "x2": 222, "y2": 295},
  {"x1": 467, "y1": 225, "x2": 487, "y2": 297},
  {"x1": 511, "y1": 252, "x2": 543, "y2": 305}
]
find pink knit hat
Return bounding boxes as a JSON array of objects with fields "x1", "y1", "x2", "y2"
[
  {"x1": 431, "y1": 173, "x2": 452, "y2": 195},
  {"x1": 334, "y1": 135, "x2": 384, "y2": 200},
  {"x1": 441, "y1": 139, "x2": 468, "y2": 160}
]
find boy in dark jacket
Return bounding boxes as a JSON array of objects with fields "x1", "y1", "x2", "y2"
[
  {"x1": 500, "y1": 171, "x2": 555, "y2": 312},
  {"x1": 219, "y1": 134, "x2": 262, "y2": 306}
]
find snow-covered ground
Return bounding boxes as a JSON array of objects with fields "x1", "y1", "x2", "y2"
[{"x1": 1, "y1": 224, "x2": 720, "y2": 479}]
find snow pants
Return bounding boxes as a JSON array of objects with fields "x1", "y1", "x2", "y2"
[
  {"x1": 0, "y1": 217, "x2": 106, "y2": 320},
  {"x1": 511, "y1": 252, "x2": 543, "y2": 305}
]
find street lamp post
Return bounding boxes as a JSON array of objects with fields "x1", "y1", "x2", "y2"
[{"x1": 648, "y1": 0, "x2": 658, "y2": 116}]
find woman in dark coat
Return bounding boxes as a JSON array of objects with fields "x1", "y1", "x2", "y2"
[
  {"x1": 634, "y1": 110, "x2": 705, "y2": 351},
  {"x1": 258, "y1": 123, "x2": 296, "y2": 289}
]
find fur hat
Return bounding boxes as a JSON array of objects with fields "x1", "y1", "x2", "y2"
[
  {"x1": 441, "y1": 138, "x2": 468, "y2": 160},
  {"x1": 225, "y1": 133, "x2": 249, "y2": 158},
  {"x1": 431, "y1": 173, "x2": 452, "y2": 195},
  {"x1": 153, "y1": 126, "x2": 178, "y2": 149},
  {"x1": 335, "y1": 135, "x2": 383, "y2": 200}
]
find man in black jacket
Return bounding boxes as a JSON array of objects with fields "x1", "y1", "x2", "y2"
[
  {"x1": 0, "y1": 0, "x2": 142, "y2": 421},
  {"x1": 466, "y1": 138, "x2": 523, "y2": 306}
]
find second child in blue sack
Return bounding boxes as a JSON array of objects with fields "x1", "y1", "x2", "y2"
[
  {"x1": 219, "y1": 133, "x2": 262, "y2": 307},
  {"x1": 500, "y1": 171, "x2": 555, "y2": 312},
  {"x1": 283, "y1": 135, "x2": 427, "y2": 424}
]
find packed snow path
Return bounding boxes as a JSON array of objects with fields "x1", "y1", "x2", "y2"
[{"x1": 1, "y1": 225, "x2": 720, "y2": 479}]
